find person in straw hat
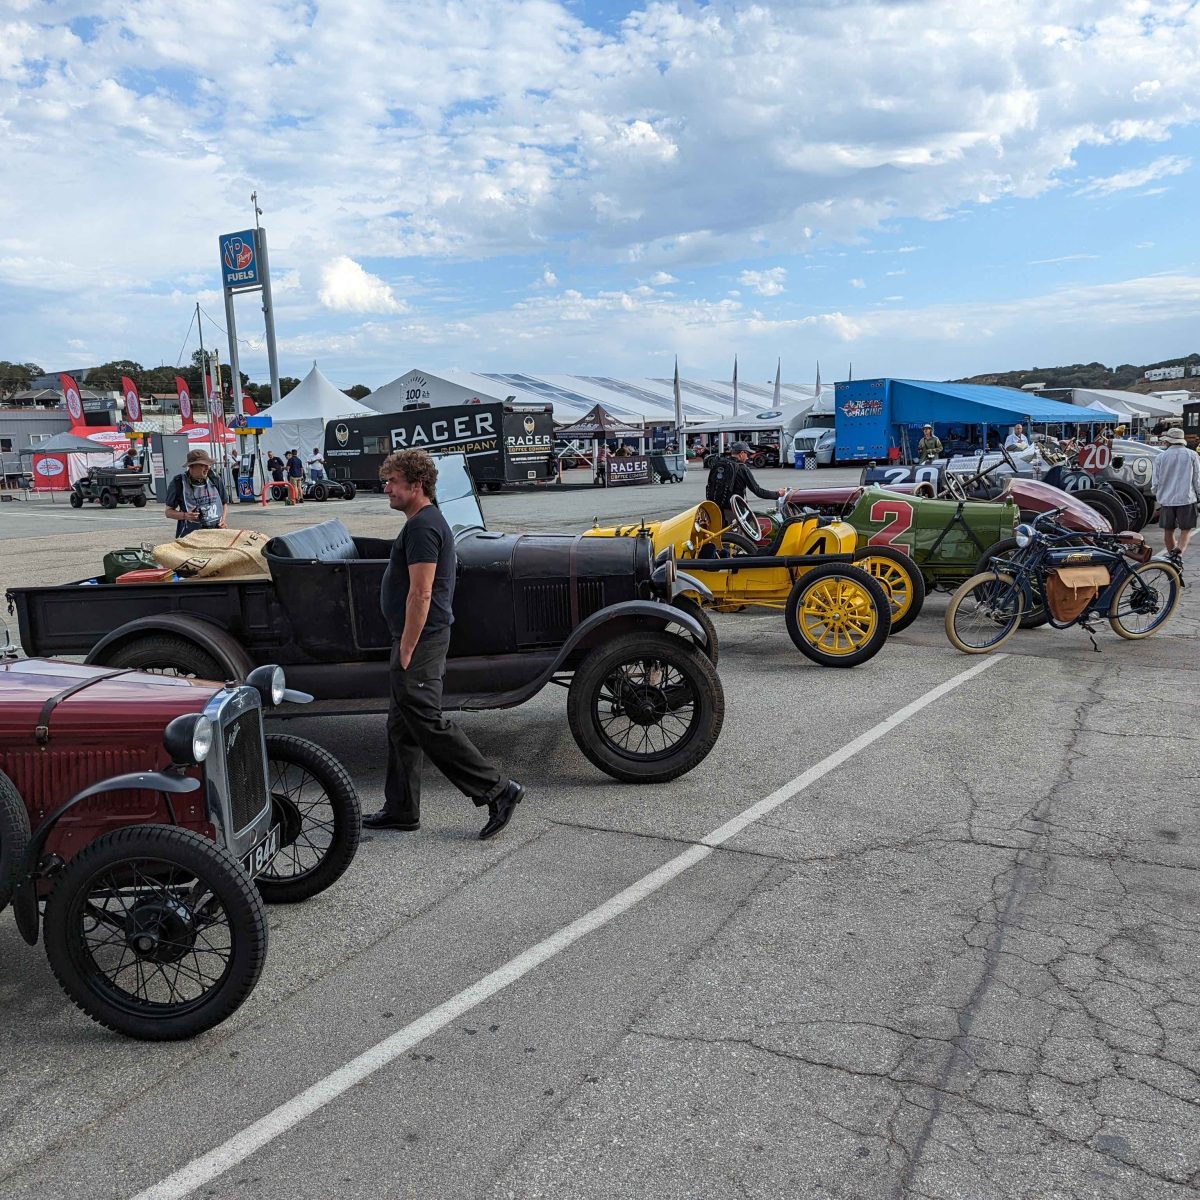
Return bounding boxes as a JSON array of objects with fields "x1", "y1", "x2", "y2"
[
  {"x1": 164, "y1": 448, "x2": 229, "y2": 537},
  {"x1": 1150, "y1": 426, "x2": 1200, "y2": 562}
]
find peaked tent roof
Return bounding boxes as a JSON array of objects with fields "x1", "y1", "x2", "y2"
[
  {"x1": 264, "y1": 363, "x2": 375, "y2": 421},
  {"x1": 1071, "y1": 388, "x2": 1181, "y2": 417},
  {"x1": 555, "y1": 403, "x2": 643, "y2": 438},
  {"x1": 887, "y1": 380, "x2": 1117, "y2": 425},
  {"x1": 19, "y1": 431, "x2": 118, "y2": 456},
  {"x1": 684, "y1": 398, "x2": 817, "y2": 435}
]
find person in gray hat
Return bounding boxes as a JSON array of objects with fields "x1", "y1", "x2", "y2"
[
  {"x1": 705, "y1": 440, "x2": 786, "y2": 528},
  {"x1": 164, "y1": 448, "x2": 228, "y2": 537},
  {"x1": 1150, "y1": 426, "x2": 1200, "y2": 561}
]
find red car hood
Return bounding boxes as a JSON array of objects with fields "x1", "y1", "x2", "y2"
[{"x1": 1001, "y1": 478, "x2": 1111, "y2": 533}]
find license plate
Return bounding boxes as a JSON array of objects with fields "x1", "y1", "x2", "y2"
[{"x1": 241, "y1": 824, "x2": 280, "y2": 877}]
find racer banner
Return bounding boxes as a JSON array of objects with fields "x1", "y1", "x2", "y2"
[{"x1": 604, "y1": 456, "x2": 652, "y2": 487}]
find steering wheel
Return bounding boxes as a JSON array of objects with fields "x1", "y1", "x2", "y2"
[
  {"x1": 942, "y1": 471, "x2": 969, "y2": 501},
  {"x1": 1000, "y1": 444, "x2": 1021, "y2": 475},
  {"x1": 729, "y1": 494, "x2": 761, "y2": 542}
]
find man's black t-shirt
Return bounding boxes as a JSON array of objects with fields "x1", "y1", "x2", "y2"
[{"x1": 381, "y1": 504, "x2": 456, "y2": 640}]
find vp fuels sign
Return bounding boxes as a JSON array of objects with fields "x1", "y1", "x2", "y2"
[{"x1": 220, "y1": 230, "x2": 260, "y2": 288}]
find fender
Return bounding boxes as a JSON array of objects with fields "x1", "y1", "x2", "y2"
[
  {"x1": 15, "y1": 770, "x2": 200, "y2": 946},
  {"x1": 458, "y1": 600, "x2": 707, "y2": 711},
  {"x1": 672, "y1": 570, "x2": 712, "y2": 601},
  {"x1": 85, "y1": 613, "x2": 255, "y2": 681}
]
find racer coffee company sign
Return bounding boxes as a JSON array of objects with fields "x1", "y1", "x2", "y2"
[{"x1": 605, "y1": 456, "x2": 652, "y2": 487}]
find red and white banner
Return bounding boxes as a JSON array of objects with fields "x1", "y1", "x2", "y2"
[
  {"x1": 176, "y1": 376, "x2": 194, "y2": 424},
  {"x1": 241, "y1": 394, "x2": 258, "y2": 416},
  {"x1": 31, "y1": 453, "x2": 70, "y2": 490},
  {"x1": 60, "y1": 373, "x2": 85, "y2": 427},
  {"x1": 121, "y1": 375, "x2": 142, "y2": 423}
]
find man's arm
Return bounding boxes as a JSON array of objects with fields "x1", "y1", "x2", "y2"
[
  {"x1": 163, "y1": 479, "x2": 197, "y2": 525},
  {"x1": 399, "y1": 562, "x2": 436, "y2": 668},
  {"x1": 741, "y1": 464, "x2": 777, "y2": 500}
]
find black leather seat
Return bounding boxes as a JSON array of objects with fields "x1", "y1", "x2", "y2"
[{"x1": 266, "y1": 519, "x2": 360, "y2": 561}]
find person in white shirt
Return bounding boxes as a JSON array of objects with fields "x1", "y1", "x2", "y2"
[
  {"x1": 1004, "y1": 424, "x2": 1029, "y2": 452},
  {"x1": 307, "y1": 447, "x2": 326, "y2": 482},
  {"x1": 1150, "y1": 427, "x2": 1200, "y2": 560}
]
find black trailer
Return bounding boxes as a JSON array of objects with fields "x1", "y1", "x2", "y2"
[{"x1": 323, "y1": 402, "x2": 555, "y2": 492}]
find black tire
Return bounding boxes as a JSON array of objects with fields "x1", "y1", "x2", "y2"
[
  {"x1": 784, "y1": 564, "x2": 891, "y2": 667},
  {"x1": 99, "y1": 634, "x2": 225, "y2": 681},
  {"x1": 1109, "y1": 562, "x2": 1182, "y2": 639},
  {"x1": 751, "y1": 454, "x2": 765, "y2": 468},
  {"x1": 1105, "y1": 479, "x2": 1148, "y2": 531},
  {"x1": 256, "y1": 736, "x2": 361, "y2": 903},
  {"x1": 0, "y1": 770, "x2": 31, "y2": 913},
  {"x1": 43, "y1": 825, "x2": 267, "y2": 1040},
  {"x1": 567, "y1": 631, "x2": 724, "y2": 783},
  {"x1": 132, "y1": 494, "x2": 147, "y2": 509},
  {"x1": 310, "y1": 482, "x2": 328, "y2": 502},
  {"x1": 851, "y1": 546, "x2": 926, "y2": 634},
  {"x1": 342, "y1": 482, "x2": 357, "y2": 500},
  {"x1": 671, "y1": 596, "x2": 718, "y2": 665},
  {"x1": 975, "y1": 538, "x2": 1048, "y2": 628},
  {"x1": 100, "y1": 490, "x2": 117, "y2": 510},
  {"x1": 69, "y1": 491, "x2": 83, "y2": 509},
  {"x1": 270, "y1": 483, "x2": 290, "y2": 501},
  {"x1": 1073, "y1": 487, "x2": 1126, "y2": 533},
  {"x1": 945, "y1": 571, "x2": 1023, "y2": 654},
  {"x1": 720, "y1": 531, "x2": 760, "y2": 555}
]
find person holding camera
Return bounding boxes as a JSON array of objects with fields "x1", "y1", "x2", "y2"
[{"x1": 164, "y1": 449, "x2": 228, "y2": 536}]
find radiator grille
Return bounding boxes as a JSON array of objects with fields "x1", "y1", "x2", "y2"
[
  {"x1": 222, "y1": 707, "x2": 267, "y2": 833},
  {"x1": 3, "y1": 748, "x2": 152, "y2": 821},
  {"x1": 578, "y1": 579, "x2": 606, "y2": 618},
  {"x1": 520, "y1": 579, "x2": 608, "y2": 641}
]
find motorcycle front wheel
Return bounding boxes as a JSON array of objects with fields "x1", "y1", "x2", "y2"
[
  {"x1": 945, "y1": 571, "x2": 1024, "y2": 654},
  {"x1": 1108, "y1": 562, "x2": 1182, "y2": 639}
]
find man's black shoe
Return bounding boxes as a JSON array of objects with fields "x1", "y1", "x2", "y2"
[
  {"x1": 363, "y1": 811, "x2": 420, "y2": 831},
  {"x1": 479, "y1": 781, "x2": 524, "y2": 840}
]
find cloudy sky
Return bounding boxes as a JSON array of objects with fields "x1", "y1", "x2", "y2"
[{"x1": 2, "y1": 0, "x2": 1198, "y2": 390}]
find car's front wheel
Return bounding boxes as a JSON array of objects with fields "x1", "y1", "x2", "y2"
[
  {"x1": 43, "y1": 825, "x2": 268, "y2": 1040},
  {"x1": 784, "y1": 564, "x2": 891, "y2": 667},
  {"x1": 567, "y1": 631, "x2": 724, "y2": 783},
  {"x1": 0, "y1": 770, "x2": 31, "y2": 914},
  {"x1": 69, "y1": 491, "x2": 83, "y2": 508},
  {"x1": 256, "y1": 735, "x2": 362, "y2": 903}
]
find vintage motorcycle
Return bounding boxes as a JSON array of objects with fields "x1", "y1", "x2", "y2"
[{"x1": 944, "y1": 509, "x2": 1183, "y2": 654}]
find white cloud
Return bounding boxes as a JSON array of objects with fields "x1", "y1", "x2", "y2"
[
  {"x1": 1028, "y1": 254, "x2": 1100, "y2": 265},
  {"x1": 1076, "y1": 155, "x2": 1191, "y2": 197},
  {"x1": 849, "y1": 278, "x2": 865, "y2": 288},
  {"x1": 738, "y1": 267, "x2": 786, "y2": 297},
  {"x1": 648, "y1": 271, "x2": 678, "y2": 285},
  {"x1": 318, "y1": 257, "x2": 406, "y2": 314}
]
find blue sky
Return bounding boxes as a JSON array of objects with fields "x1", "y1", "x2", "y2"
[{"x1": 2, "y1": 0, "x2": 1198, "y2": 391}]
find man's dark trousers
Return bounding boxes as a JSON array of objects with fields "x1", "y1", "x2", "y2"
[{"x1": 383, "y1": 627, "x2": 502, "y2": 822}]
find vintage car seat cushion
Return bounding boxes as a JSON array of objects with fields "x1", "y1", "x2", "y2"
[{"x1": 266, "y1": 519, "x2": 360, "y2": 562}]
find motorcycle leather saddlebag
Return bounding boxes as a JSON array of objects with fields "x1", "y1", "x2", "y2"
[{"x1": 1046, "y1": 565, "x2": 1110, "y2": 622}]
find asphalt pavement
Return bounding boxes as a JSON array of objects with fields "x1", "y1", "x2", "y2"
[{"x1": 2, "y1": 465, "x2": 1199, "y2": 1200}]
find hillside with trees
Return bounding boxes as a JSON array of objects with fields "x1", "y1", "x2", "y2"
[{"x1": 955, "y1": 353, "x2": 1200, "y2": 393}]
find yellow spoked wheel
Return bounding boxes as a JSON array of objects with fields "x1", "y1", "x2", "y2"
[
  {"x1": 852, "y1": 547, "x2": 926, "y2": 634},
  {"x1": 784, "y1": 564, "x2": 892, "y2": 667}
]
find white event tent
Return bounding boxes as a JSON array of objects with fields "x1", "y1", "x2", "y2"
[
  {"x1": 259, "y1": 363, "x2": 375, "y2": 463},
  {"x1": 1071, "y1": 388, "x2": 1182, "y2": 419}
]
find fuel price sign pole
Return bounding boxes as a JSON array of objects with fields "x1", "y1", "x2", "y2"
[{"x1": 219, "y1": 195, "x2": 282, "y2": 449}]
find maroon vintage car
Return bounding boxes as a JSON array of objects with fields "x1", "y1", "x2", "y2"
[
  {"x1": 0, "y1": 652, "x2": 359, "y2": 1040},
  {"x1": 785, "y1": 476, "x2": 1111, "y2": 535}
]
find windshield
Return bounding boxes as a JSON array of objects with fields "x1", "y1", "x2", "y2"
[
  {"x1": 801, "y1": 414, "x2": 833, "y2": 430},
  {"x1": 432, "y1": 453, "x2": 486, "y2": 536}
]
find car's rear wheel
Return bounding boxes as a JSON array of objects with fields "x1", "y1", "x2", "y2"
[
  {"x1": 975, "y1": 538, "x2": 1047, "y2": 628},
  {"x1": 100, "y1": 489, "x2": 117, "y2": 509},
  {"x1": 720, "y1": 531, "x2": 761, "y2": 555},
  {"x1": 567, "y1": 631, "x2": 724, "y2": 783},
  {"x1": 342, "y1": 482, "x2": 357, "y2": 500},
  {"x1": 256, "y1": 736, "x2": 361, "y2": 903},
  {"x1": 784, "y1": 564, "x2": 891, "y2": 667},
  {"x1": 851, "y1": 547, "x2": 926, "y2": 633},
  {"x1": 310, "y1": 482, "x2": 328, "y2": 502},
  {"x1": 1105, "y1": 479, "x2": 1149, "y2": 531},
  {"x1": 132, "y1": 494, "x2": 147, "y2": 508},
  {"x1": 100, "y1": 634, "x2": 225, "y2": 681},
  {"x1": 43, "y1": 825, "x2": 267, "y2": 1040},
  {"x1": 1073, "y1": 487, "x2": 1126, "y2": 533},
  {"x1": 0, "y1": 770, "x2": 31, "y2": 914},
  {"x1": 69, "y1": 491, "x2": 84, "y2": 508}
]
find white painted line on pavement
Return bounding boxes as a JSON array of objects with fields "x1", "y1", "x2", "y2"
[{"x1": 129, "y1": 652, "x2": 1008, "y2": 1200}]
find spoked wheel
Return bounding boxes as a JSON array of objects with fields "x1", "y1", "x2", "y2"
[
  {"x1": 784, "y1": 564, "x2": 891, "y2": 667},
  {"x1": 945, "y1": 571, "x2": 1024, "y2": 654},
  {"x1": 256, "y1": 735, "x2": 361, "y2": 903},
  {"x1": 670, "y1": 596, "x2": 719, "y2": 665},
  {"x1": 975, "y1": 539, "x2": 1047, "y2": 628},
  {"x1": 42, "y1": 826, "x2": 267, "y2": 1040},
  {"x1": 720, "y1": 532, "x2": 760, "y2": 556},
  {"x1": 100, "y1": 634, "x2": 224, "y2": 681},
  {"x1": 0, "y1": 770, "x2": 31, "y2": 913},
  {"x1": 1105, "y1": 480, "x2": 1149, "y2": 532},
  {"x1": 567, "y1": 631, "x2": 724, "y2": 783},
  {"x1": 851, "y1": 547, "x2": 926, "y2": 634},
  {"x1": 1108, "y1": 562, "x2": 1182, "y2": 639}
]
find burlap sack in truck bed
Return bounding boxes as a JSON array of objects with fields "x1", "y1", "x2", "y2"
[{"x1": 152, "y1": 529, "x2": 271, "y2": 579}]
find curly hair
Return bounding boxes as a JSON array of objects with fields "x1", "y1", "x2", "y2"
[{"x1": 379, "y1": 448, "x2": 438, "y2": 502}]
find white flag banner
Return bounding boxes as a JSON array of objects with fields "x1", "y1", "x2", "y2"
[
  {"x1": 732, "y1": 356, "x2": 739, "y2": 418},
  {"x1": 673, "y1": 356, "x2": 683, "y2": 429},
  {"x1": 773, "y1": 358, "x2": 781, "y2": 407}
]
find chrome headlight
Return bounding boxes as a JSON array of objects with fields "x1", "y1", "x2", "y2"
[
  {"x1": 163, "y1": 713, "x2": 214, "y2": 766},
  {"x1": 247, "y1": 664, "x2": 287, "y2": 707},
  {"x1": 1015, "y1": 523, "x2": 1034, "y2": 548}
]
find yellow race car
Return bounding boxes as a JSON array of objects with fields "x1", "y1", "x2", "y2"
[{"x1": 586, "y1": 499, "x2": 905, "y2": 667}]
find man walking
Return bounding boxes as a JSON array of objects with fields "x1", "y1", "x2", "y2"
[
  {"x1": 1150, "y1": 427, "x2": 1200, "y2": 562},
  {"x1": 364, "y1": 448, "x2": 523, "y2": 839},
  {"x1": 915, "y1": 424, "x2": 943, "y2": 462}
]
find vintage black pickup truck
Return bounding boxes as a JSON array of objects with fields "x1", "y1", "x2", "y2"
[{"x1": 7, "y1": 456, "x2": 722, "y2": 784}]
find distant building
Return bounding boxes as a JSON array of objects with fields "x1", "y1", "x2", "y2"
[
  {"x1": 1020, "y1": 381, "x2": 1048, "y2": 391},
  {"x1": 1144, "y1": 366, "x2": 1185, "y2": 381}
]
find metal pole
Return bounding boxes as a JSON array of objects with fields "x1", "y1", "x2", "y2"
[
  {"x1": 223, "y1": 285, "x2": 247, "y2": 472},
  {"x1": 256, "y1": 226, "x2": 282, "y2": 408}
]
